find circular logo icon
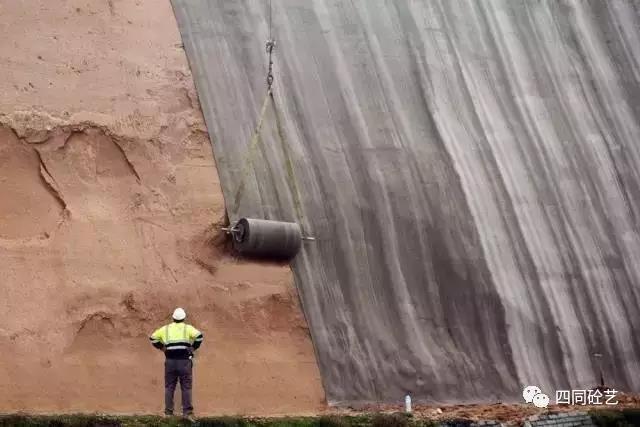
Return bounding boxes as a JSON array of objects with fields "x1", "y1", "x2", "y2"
[
  {"x1": 522, "y1": 385, "x2": 542, "y2": 403},
  {"x1": 532, "y1": 393, "x2": 550, "y2": 408}
]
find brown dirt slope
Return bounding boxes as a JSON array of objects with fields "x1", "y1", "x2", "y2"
[{"x1": 0, "y1": 0, "x2": 324, "y2": 415}]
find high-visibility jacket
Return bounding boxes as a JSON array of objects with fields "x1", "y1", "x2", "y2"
[{"x1": 149, "y1": 322, "x2": 203, "y2": 359}]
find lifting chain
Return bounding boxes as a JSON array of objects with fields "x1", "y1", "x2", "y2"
[
  {"x1": 266, "y1": 38, "x2": 276, "y2": 89},
  {"x1": 266, "y1": 0, "x2": 275, "y2": 89}
]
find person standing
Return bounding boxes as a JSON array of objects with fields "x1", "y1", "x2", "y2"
[{"x1": 149, "y1": 307, "x2": 204, "y2": 416}]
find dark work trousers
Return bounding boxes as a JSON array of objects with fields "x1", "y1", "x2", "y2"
[{"x1": 164, "y1": 358, "x2": 193, "y2": 415}]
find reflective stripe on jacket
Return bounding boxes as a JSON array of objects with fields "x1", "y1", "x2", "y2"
[{"x1": 149, "y1": 322, "x2": 204, "y2": 359}]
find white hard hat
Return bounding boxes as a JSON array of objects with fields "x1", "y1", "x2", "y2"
[{"x1": 172, "y1": 307, "x2": 186, "y2": 321}]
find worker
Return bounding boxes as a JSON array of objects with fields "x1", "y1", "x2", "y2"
[{"x1": 149, "y1": 307, "x2": 204, "y2": 417}]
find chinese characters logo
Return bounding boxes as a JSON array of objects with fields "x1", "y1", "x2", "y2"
[
  {"x1": 523, "y1": 385, "x2": 618, "y2": 408},
  {"x1": 555, "y1": 388, "x2": 619, "y2": 406}
]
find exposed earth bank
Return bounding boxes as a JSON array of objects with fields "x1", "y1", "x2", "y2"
[{"x1": 0, "y1": 0, "x2": 324, "y2": 415}]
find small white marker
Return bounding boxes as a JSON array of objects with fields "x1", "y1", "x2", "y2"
[{"x1": 405, "y1": 394, "x2": 412, "y2": 413}]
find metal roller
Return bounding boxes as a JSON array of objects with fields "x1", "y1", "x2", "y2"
[{"x1": 228, "y1": 218, "x2": 305, "y2": 260}]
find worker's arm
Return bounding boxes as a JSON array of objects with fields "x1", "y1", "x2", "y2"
[
  {"x1": 149, "y1": 327, "x2": 165, "y2": 350},
  {"x1": 193, "y1": 333, "x2": 204, "y2": 350},
  {"x1": 188, "y1": 325, "x2": 204, "y2": 350}
]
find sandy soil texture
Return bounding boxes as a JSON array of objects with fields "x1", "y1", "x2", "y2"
[{"x1": 0, "y1": 0, "x2": 324, "y2": 415}]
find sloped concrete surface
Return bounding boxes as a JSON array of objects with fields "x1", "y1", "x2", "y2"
[{"x1": 172, "y1": 0, "x2": 640, "y2": 404}]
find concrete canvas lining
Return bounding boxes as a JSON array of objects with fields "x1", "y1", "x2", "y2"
[{"x1": 172, "y1": 0, "x2": 640, "y2": 404}]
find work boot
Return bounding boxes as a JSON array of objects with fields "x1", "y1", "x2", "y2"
[{"x1": 164, "y1": 410, "x2": 174, "y2": 417}]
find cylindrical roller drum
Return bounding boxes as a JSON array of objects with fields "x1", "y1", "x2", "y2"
[{"x1": 232, "y1": 218, "x2": 302, "y2": 259}]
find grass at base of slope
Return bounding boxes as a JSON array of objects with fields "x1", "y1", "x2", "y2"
[
  {"x1": 0, "y1": 413, "x2": 439, "y2": 427},
  {"x1": 3, "y1": 409, "x2": 639, "y2": 427}
]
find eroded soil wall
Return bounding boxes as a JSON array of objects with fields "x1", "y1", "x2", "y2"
[{"x1": 0, "y1": 0, "x2": 324, "y2": 415}]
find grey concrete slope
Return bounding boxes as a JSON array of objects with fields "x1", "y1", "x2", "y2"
[{"x1": 171, "y1": 0, "x2": 640, "y2": 404}]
